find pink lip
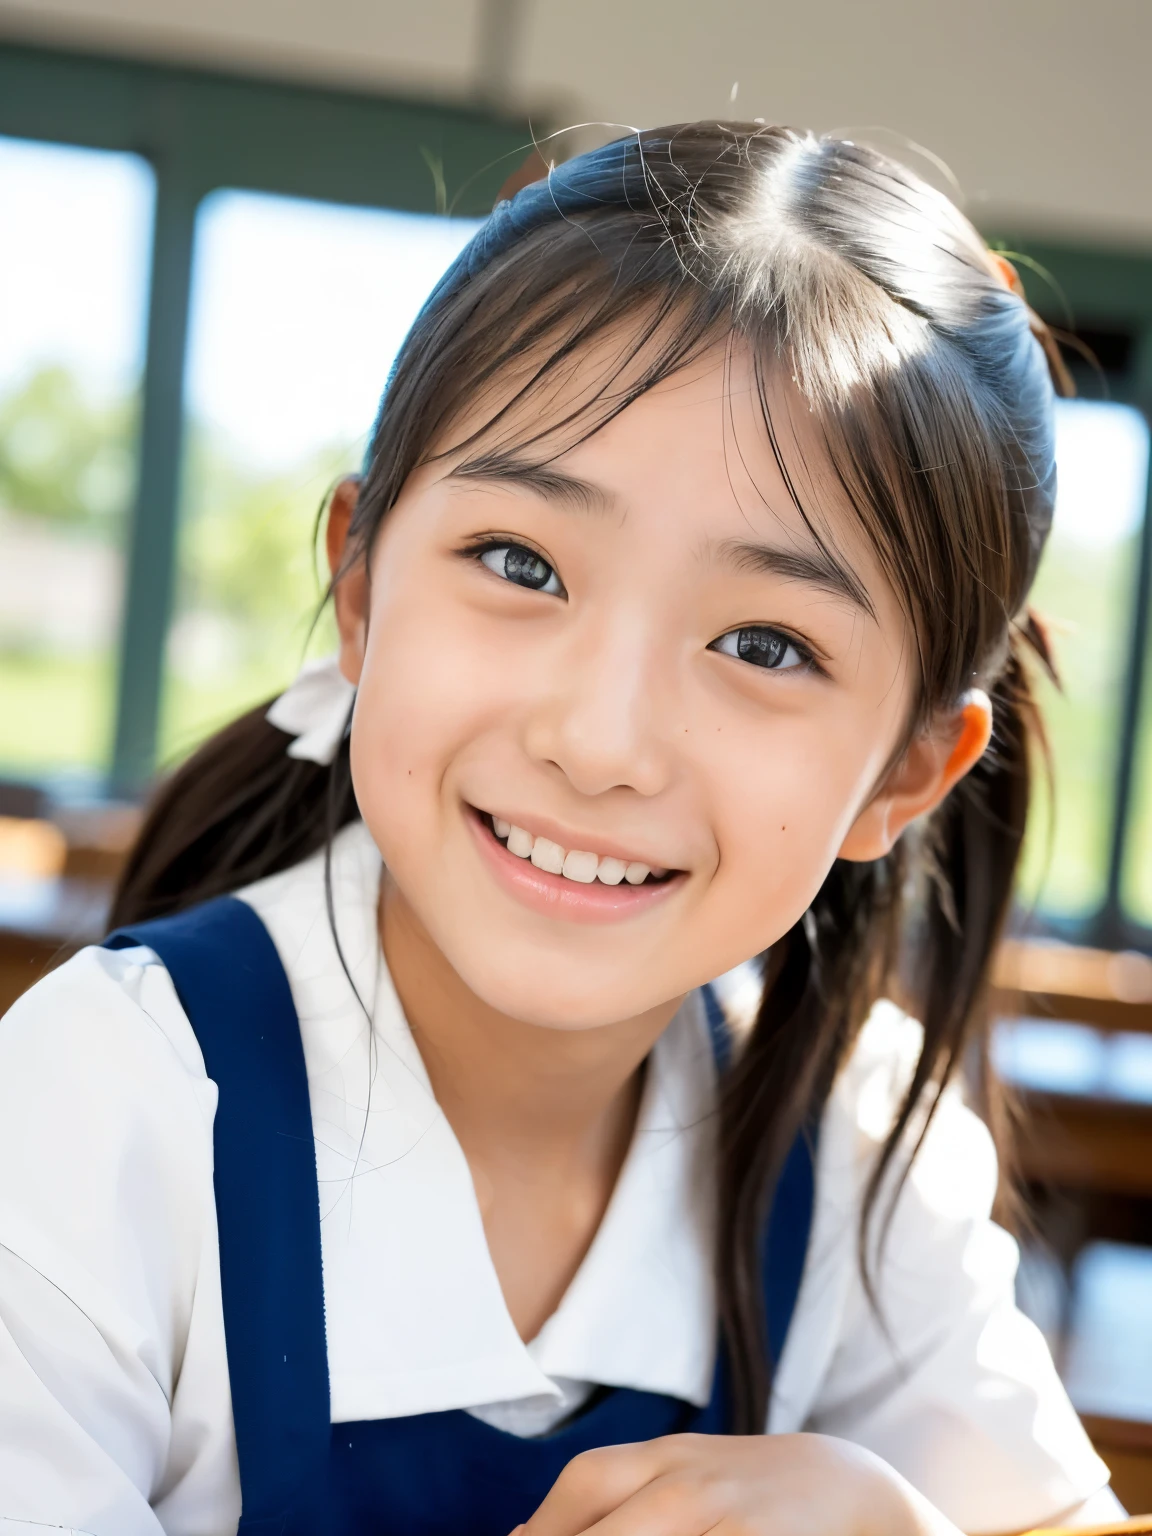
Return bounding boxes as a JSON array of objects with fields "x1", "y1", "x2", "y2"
[{"x1": 465, "y1": 806, "x2": 686, "y2": 926}]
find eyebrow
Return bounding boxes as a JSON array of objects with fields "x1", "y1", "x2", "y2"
[
  {"x1": 449, "y1": 454, "x2": 873, "y2": 617},
  {"x1": 714, "y1": 536, "x2": 876, "y2": 618},
  {"x1": 447, "y1": 455, "x2": 616, "y2": 515}
]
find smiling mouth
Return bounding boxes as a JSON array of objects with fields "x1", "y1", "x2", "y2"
[{"x1": 473, "y1": 808, "x2": 680, "y2": 888}]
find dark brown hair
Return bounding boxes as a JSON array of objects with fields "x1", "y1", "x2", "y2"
[{"x1": 112, "y1": 124, "x2": 1068, "y2": 1432}]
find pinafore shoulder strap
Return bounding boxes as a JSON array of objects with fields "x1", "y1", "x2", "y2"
[
  {"x1": 106, "y1": 896, "x2": 329, "y2": 1533},
  {"x1": 105, "y1": 906, "x2": 816, "y2": 1531}
]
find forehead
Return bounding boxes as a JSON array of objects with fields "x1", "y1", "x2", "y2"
[{"x1": 437, "y1": 324, "x2": 898, "y2": 626}]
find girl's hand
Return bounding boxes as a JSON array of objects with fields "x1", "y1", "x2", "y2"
[{"x1": 517, "y1": 1432, "x2": 964, "y2": 1536}]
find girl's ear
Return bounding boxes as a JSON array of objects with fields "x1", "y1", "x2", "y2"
[
  {"x1": 838, "y1": 691, "x2": 993, "y2": 861},
  {"x1": 327, "y1": 476, "x2": 370, "y2": 687}
]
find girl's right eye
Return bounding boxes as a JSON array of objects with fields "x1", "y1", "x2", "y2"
[{"x1": 478, "y1": 543, "x2": 565, "y2": 596}]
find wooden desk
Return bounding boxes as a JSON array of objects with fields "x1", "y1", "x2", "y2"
[
  {"x1": 0, "y1": 803, "x2": 136, "y2": 1015},
  {"x1": 1014, "y1": 1094, "x2": 1152, "y2": 1199},
  {"x1": 1081, "y1": 1417, "x2": 1152, "y2": 1523},
  {"x1": 997, "y1": 964, "x2": 1152, "y2": 1520},
  {"x1": 992, "y1": 939, "x2": 1152, "y2": 1201},
  {"x1": 994, "y1": 940, "x2": 1152, "y2": 1037},
  {"x1": 0, "y1": 875, "x2": 110, "y2": 1016}
]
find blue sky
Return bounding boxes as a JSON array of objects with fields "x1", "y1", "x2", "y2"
[{"x1": 1, "y1": 133, "x2": 1147, "y2": 547}]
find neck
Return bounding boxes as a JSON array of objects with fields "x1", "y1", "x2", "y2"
[
  {"x1": 379, "y1": 875, "x2": 685, "y2": 1340},
  {"x1": 379, "y1": 874, "x2": 681, "y2": 1164}
]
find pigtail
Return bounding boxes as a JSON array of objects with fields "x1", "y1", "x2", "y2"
[
  {"x1": 862, "y1": 631, "x2": 1046, "y2": 1242},
  {"x1": 108, "y1": 704, "x2": 358, "y2": 928},
  {"x1": 717, "y1": 848, "x2": 906, "y2": 1432},
  {"x1": 717, "y1": 625, "x2": 1051, "y2": 1434}
]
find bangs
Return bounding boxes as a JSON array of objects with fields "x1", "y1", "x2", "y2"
[{"x1": 357, "y1": 124, "x2": 1056, "y2": 720}]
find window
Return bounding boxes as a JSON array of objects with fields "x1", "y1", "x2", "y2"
[
  {"x1": 1123, "y1": 619, "x2": 1152, "y2": 926},
  {"x1": 1020, "y1": 401, "x2": 1151, "y2": 919},
  {"x1": 2, "y1": 40, "x2": 1151, "y2": 951},
  {"x1": 0, "y1": 135, "x2": 154, "y2": 788},
  {"x1": 164, "y1": 190, "x2": 481, "y2": 762},
  {"x1": 0, "y1": 38, "x2": 529, "y2": 796},
  {"x1": 1004, "y1": 237, "x2": 1152, "y2": 948}
]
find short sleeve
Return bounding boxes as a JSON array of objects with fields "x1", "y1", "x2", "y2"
[
  {"x1": 803, "y1": 1007, "x2": 1112, "y2": 1535},
  {"x1": 0, "y1": 946, "x2": 240, "y2": 1536}
]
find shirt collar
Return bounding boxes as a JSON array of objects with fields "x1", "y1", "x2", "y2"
[{"x1": 240, "y1": 820, "x2": 718, "y2": 1422}]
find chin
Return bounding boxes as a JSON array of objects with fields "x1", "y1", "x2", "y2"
[{"x1": 449, "y1": 941, "x2": 663, "y2": 1031}]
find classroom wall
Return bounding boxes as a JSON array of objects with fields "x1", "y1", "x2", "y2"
[{"x1": 0, "y1": 0, "x2": 1149, "y2": 242}]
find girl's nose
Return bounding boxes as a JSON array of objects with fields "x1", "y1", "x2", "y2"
[{"x1": 521, "y1": 617, "x2": 674, "y2": 800}]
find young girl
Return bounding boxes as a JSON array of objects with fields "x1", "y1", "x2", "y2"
[{"x1": 0, "y1": 124, "x2": 1127, "y2": 1536}]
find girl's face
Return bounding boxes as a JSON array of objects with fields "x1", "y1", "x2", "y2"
[{"x1": 337, "y1": 340, "x2": 986, "y2": 1028}]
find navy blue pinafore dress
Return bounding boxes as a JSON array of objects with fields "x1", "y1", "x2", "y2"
[{"x1": 106, "y1": 896, "x2": 815, "y2": 1536}]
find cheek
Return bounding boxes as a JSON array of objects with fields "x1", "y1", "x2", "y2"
[
  {"x1": 347, "y1": 573, "x2": 527, "y2": 863},
  {"x1": 349, "y1": 590, "x2": 475, "y2": 838},
  {"x1": 701, "y1": 711, "x2": 887, "y2": 946}
]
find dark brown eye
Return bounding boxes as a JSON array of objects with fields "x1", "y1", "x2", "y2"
[
  {"x1": 480, "y1": 543, "x2": 563, "y2": 594},
  {"x1": 711, "y1": 627, "x2": 806, "y2": 670}
]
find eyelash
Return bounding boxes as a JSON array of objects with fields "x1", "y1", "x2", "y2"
[
  {"x1": 461, "y1": 536, "x2": 567, "y2": 596},
  {"x1": 709, "y1": 627, "x2": 821, "y2": 677},
  {"x1": 460, "y1": 536, "x2": 823, "y2": 675}
]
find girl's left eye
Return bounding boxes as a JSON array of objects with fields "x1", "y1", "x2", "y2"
[
  {"x1": 710, "y1": 626, "x2": 810, "y2": 671},
  {"x1": 478, "y1": 543, "x2": 564, "y2": 596}
]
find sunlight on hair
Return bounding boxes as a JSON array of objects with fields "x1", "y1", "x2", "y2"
[{"x1": 711, "y1": 133, "x2": 931, "y2": 404}]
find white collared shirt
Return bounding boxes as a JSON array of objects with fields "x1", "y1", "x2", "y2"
[{"x1": 0, "y1": 821, "x2": 1118, "y2": 1536}]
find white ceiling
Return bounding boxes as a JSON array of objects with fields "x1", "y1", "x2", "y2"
[{"x1": 2, "y1": 0, "x2": 1150, "y2": 243}]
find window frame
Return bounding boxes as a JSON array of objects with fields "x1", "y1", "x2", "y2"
[
  {"x1": 987, "y1": 236, "x2": 1152, "y2": 951},
  {"x1": 0, "y1": 39, "x2": 531, "y2": 794},
  {"x1": 1, "y1": 42, "x2": 1150, "y2": 949}
]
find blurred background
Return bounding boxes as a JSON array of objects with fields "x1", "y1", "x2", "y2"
[{"x1": 0, "y1": 0, "x2": 1150, "y2": 1511}]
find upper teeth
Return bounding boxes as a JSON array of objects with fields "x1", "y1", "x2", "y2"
[{"x1": 492, "y1": 817, "x2": 659, "y2": 886}]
